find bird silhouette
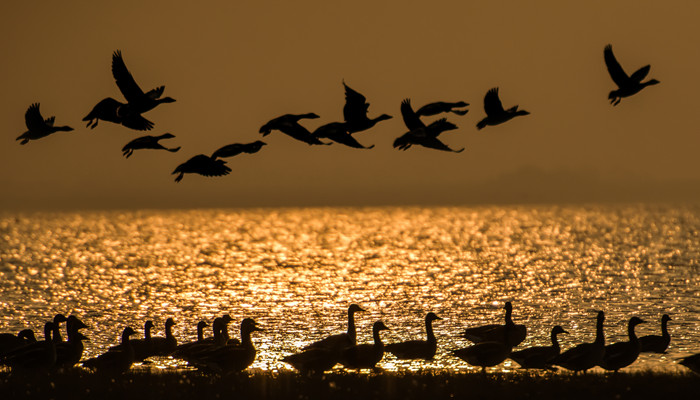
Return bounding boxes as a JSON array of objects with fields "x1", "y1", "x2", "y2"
[
  {"x1": 16, "y1": 103, "x2": 73, "y2": 145},
  {"x1": 259, "y1": 113, "x2": 329, "y2": 145},
  {"x1": 509, "y1": 325, "x2": 568, "y2": 369},
  {"x1": 342, "y1": 81, "x2": 392, "y2": 134},
  {"x1": 212, "y1": 140, "x2": 267, "y2": 159},
  {"x1": 639, "y1": 314, "x2": 671, "y2": 353},
  {"x1": 476, "y1": 88, "x2": 529, "y2": 130},
  {"x1": 416, "y1": 101, "x2": 469, "y2": 117},
  {"x1": 111, "y1": 50, "x2": 176, "y2": 114},
  {"x1": 393, "y1": 99, "x2": 463, "y2": 152},
  {"x1": 604, "y1": 44, "x2": 659, "y2": 106},
  {"x1": 122, "y1": 133, "x2": 181, "y2": 158},
  {"x1": 385, "y1": 312, "x2": 442, "y2": 360},
  {"x1": 172, "y1": 155, "x2": 231, "y2": 183},
  {"x1": 83, "y1": 98, "x2": 154, "y2": 131},
  {"x1": 461, "y1": 302, "x2": 527, "y2": 347},
  {"x1": 313, "y1": 122, "x2": 375, "y2": 149}
]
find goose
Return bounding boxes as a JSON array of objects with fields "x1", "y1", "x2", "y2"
[
  {"x1": 416, "y1": 101, "x2": 469, "y2": 117},
  {"x1": 82, "y1": 97, "x2": 154, "y2": 131},
  {"x1": 452, "y1": 322, "x2": 514, "y2": 372},
  {"x1": 1, "y1": 322, "x2": 56, "y2": 371},
  {"x1": 385, "y1": 312, "x2": 442, "y2": 360},
  {"x1": 476, "y1": 88, "x2": 529, "y2": 130},
  {"x1": 604, "y1": 44, "x2": 659, "y2": 106},
  {"x1": 173, "y1": 316, "x2": 234, "y2": 362},
  {"x1": 121, "y1": 133, "x2": 181, "y2": 158},
  {"x1": 313, "y1": 122, "x2": 375, "y2": 149},
  {"x1": 150, "y1": 318, "x2": 177, "y2": 356},
  {"x1": 394, "y1": 99, "x2": 463, "y2": 152},
  {"x1": 172, "y1": 154, "x2": 231, "y2": 183},
  {"x1": 109, "y1": 320, "x2": 154, "y2": 361},
  {"x1": 174, "y1": 321, "x2": 208, "y2": 353},
  {"x1": 283, "y1": 348, "x2": 339, "y2": 374},
  {"x1": 188, "y1": 318, "x2": 263, "y2": 374},
  {"x1": 51, "y1": 314, "x2": 69, "y2": 343},
  {"x1": 0, "y1": 329, "x2": 36, "y2": 355},
  {"x1": 82, "y1": 326, "x2": 137, "y2": 374},
  {"x1": 639, "y1": 314, "x2": 671, "y2": 353},
  {"x1": 111, "y1": 50, "x2": 176, "y2": 114},
  {"x1": 598, "y1": 316, "x2": 646, "y2": 372},
  {"x1": 553, "y1": 311, "x2": 605, "y2": 373},
  {"x1": 340, "y1": 321, "x2": 390, "y2": 370},
  {"x1": 55, "y1": 316, "x2": 89, "y2": 368},
  {"x1": 303, "y1": 304, "x2": 366, "y2": 354},
  {"x1": 342, "y1": 81, "x2": 392, "y2": 134},
  {"x1": 462, "y1": 302, "x2": 527, "y2": 346},
  {"x1": 211, "y1": 141, "x2": 267, "y2": 159},
  {"x1": 678, "y1": 353, "x2": 700, "y2": 375},
  {"x1": 259, "y1": 113, "x2": 329, "y2": 145},
  {"x1": 509, "y1": 325, "x2": 568, "y2": 369},
  {"x1": 16, "y1": 103, "x2": 73, "y2": 145}
]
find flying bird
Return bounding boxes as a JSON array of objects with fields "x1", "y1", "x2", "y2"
[
  {"x1": 342, "y1": 81, "x2": 392, "y2": 134},
  {"x1": 393, "y1": 99, "x2": 463, "y2": 152},
  {"x1": 604, "y1": 44, "x2": 659, "y2": 106},
  {"x1": 313, "y1": 122, "x2": 374, "y2": 149},
  {"x1": 259, "y1": 113, "x2": 329, "y2": 145},
  {"x1": 16, "y1": 103, "x2": 73, "y2": 145},
  {"x1": 172, "y1": 155, "x2": 231, "y2": 183},
  {"x1": 416, "y1": 101, "x2": 469, "y2": 117},
  {"x1": 211, "y1": 140, "x2": 267, "y2": 159},
  {"x1": 476, "y1": 88, "x2": 529, "y2": 130},
  {"x1": 122, "y1": 133, "x2": 181, "y2": 158},
  {"x1": 83, "y1": 98, "x2": 154, "y2": 131}
]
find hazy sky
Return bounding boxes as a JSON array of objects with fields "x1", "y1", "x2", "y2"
[{"x1": 2, "y1": 1, "x2": 699, "y2": 210}]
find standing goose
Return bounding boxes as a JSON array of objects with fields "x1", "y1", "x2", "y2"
[
  {"x1": 259, "y1": 113, "x2": 329, "y2": 145},
  {"x1": 340, "y1": 321, "x2": 390, "y2": 370},
  {"x1": 110, "y1": 320, "x2": 154, "y2": 361},
  {"x1": 553, "y1": 311, "x2": 606, "y2": 373},
  {"x1": 172, "y1": 154, "x2": 231, "y2": 183},
  {"x1": 416, "y1": 101, "x2": 469, "y2": 117},
  {"x1": 189, "y1": 318, "x2": 263, "y2": 374},
  {"x1": 639, "y1": 314, "x2": 671, "y2": 353},
  {"x1": 0, "y1": 329, "x2": 36, "y2": 355},
  {"x1": 55, "y1": 315, "x2": 89, "y2": 368},
  {"x1": 150, "y1": 318, "x2": 177, "y2": 356},
  {"x1": 283, "y1": 348, "x2": 339, "y2": 374},
  {"x1": 111, "y1": 50, "x2": 176, "y2": 114},
  {"x1": 598, "y1": 316, "x2": 646, "y2": 372},
  {"x1": 475, "y1": 88, "x2": 529, "y2": 130},
  {"x1": 342, "y1": 81, "x2": 392, "y2": 134},
  {"x1": 452, "y1": 322, "x2": 514, "y2": 372},
  {"x1": 385, "y1": 312, "x2": 442, "y2": 360},
  {"x1": 678, "y1": 353, "x2": 700, "y2": 375},
  {"x1": 174, "y1": 321, "x2": 208, "y2": 352},
  {"x1": 121, "y1": 133, "x2": 181, "y2": 158},
  {"x1": 313, "y1": 122, "x2": 375, "y2": 149},
  {"x1": 509, "y1": 325, "x2": 568, "y2": 369},
  {"x1": 82, "y1": 327, "x2": 137, "y2": 374},
  {"x1": 16, "y1": 103, "x2": 73, "y2": 145},
  {"x1": 303, "y1": 304, "x2": 366, "y2": 354},
  {"x1": 51, "y1": 314, "x2": 69, "y2": 343},
  {"x1": 0, "y1": 322, "x2": 56, "y2": 371},
  {"x1": 211, "y1": 141, "x2": 267, "y2": 159},
  {"x1": 393, "y1": 99, "x2": 463, "y2": 153},
  {"x1": 82, "y1": 98, "x2": 154, "y2": 131},
  {"x1": 462, "y1": 302, "x2": 527, "y2": 347},
  {"x1": 604, "y1": 44, "x2": 659, "y2": 106}
]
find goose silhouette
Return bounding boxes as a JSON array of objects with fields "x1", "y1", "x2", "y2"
[
  {"x1": 461, "y1": 302, "x2": 527, "y2": 346},
  {"x1": 452, "y1": 321, "x2": 514, "y2": 372},
  {"x1": 16, "y1": 103, "x2": 73, "y2": 145},
  {"x1": 340, "y1": 320, "x2": 390, "y2": 370},
  {"x1": 598, "y1": 316, "x2": 646, "y2": 372},
  {"x1": 604, "y1": 44, "x2": 659, "y2": 106},
  {"x1": 0, "y1": 329, "x2": 36, "y2": 355},
  {"x1": 1, "y1": 322, "x2": 56, "y2": 371},
  {"x1": 111, "y1": 50, "x2": 176, "y2": 114},
  {"x1": 187, "y1": 318, "x2": 263, "y2": 374},
  {"x1": 172, "y1": 154, "x2": 231, "y2": 182},
  {"x1": 342, "y1": 81, "x2": 392, "y2": 134},
  {"x1": 385, "y1": 312, "x2": 442, "y2": 360},
  {"x1": 83, "y1": 98, "x2": 154, "y2": 131},
  {"x1": 416, "y1": 101, "x2": 469, "y2": 117},
  {"x1": 259, "y1": 113, "x2": 329, "y2": 145},
  {"x1": 393, "y1": 99, "x2": 463, "y2": 152},
  {"x1": 678, "y1": 353, "x2": 700, "y2": 375},
  {"x1": 476, "y1": 88, "x2": 529, "y2": 130},
  {"x1": 639, "y1": 314, "x2": 671, "y2": 353},
  {"x1": 509, "y1": 325, "x2": 568, "y2": 369},
  {"x1": 553, "y1": 311, "x2": 605, "y2": 373},
  {"x1": 55, "y1": 315, "x2": 89, "y2": 368},
  {"x1": 212, "y1": 141, "x2": 267, "y2": 159},
  {"x1": 122, "y1": 133, "x2": 180, "y2": 158},
  {"x1": 82, "y1": 326, "x2": 137, "y2": 374},
  {"x1": 303, "y1": 304, "x2": 366, "y2": 354},
  {"x1": 313, "y1": 122, "x2": 375, "y2": 149}
]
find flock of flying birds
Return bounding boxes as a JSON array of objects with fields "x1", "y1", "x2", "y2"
[
  {"x1": 15, "y1": 45, "x2": 659, "y2": 182},
  {"x1": 2, "y1": 303, "x2": 698, "y2": 376}
]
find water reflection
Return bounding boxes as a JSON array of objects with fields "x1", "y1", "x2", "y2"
[{"x1": 0, "y1": 205, "x2": 698, "y2": 372}]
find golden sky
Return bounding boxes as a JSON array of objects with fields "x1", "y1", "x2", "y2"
[{"x1": 2, "y1": 1, "x2": 699, "y2": 210}]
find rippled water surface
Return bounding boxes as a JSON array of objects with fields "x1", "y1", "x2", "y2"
[{"x1": 1, "y1": 205, "x2": 699, "y2": 372}]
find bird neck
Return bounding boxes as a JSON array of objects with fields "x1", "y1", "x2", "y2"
[
  {"x1": 594, "y1": 317, "x2": 605, "y2": 346},
  {"x1": 165, "y1": 323, "x2": 174, "y2": 339},
  {"x1": 550, "y1": 330, "x2": 561, "y2": 350},
  {"x1": 121, "y1": 332, "x2": 131, "y2": 345},
  {"x1": 425, "y1": 318, "x2": 436, "y2": 343},
  {"x1": 372, "y1": 327, "x2": 384, "y2": 348},
  {"x1": 504, "y1": 307, "x2": 514, "y2": 326},
  {"x1": 347, "y1": 310, "x2": 357, "y2": 344},
  {"x1": 52, "y1": 325, "x2": 63, "y2": 343},
  {"x1": 628, "y1": 321, "x2": 639, "y2": 344},
  {"x1": 240, "y1": 327, "x2": 255, "y2": 348},
  {"x1": 197, "y1": 324, "x2": 205, "y2": 342},
  {"x1": 145, "y1": 325, "x2": 152, "y2": 340},
  {"x1": 661, "y1": 319, "x2": 670, "y2": 339}
]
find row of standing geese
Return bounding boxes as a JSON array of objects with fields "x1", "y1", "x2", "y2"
[
  {"x1": 16, "y1": 45, "x2": 659, "y2": 182},
  {"x1": 1, "y1": 302, "x2": 697, "y2": 376}
]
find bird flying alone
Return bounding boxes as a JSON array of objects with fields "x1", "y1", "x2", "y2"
[
  {"x1": 211, "y1": 141, "x2": 267, "y2": 159},
  {"x1": 604, "y1": 44, "x2": 659, "y2": 106},
  {"x1": 122, "y1": 133, "x2": 181, "y2": 158},
  {"x1": 342, "y1": 81, "x2": 392, "y2": 134},
  {"x1": 172, "y1": 155, "x2": 231, "y2": 183},
  {"x1": 416, "y1": 101, "x2": 469, "y2": 117},
  {"x1": 17, "y1": 103, "x2": 73, "y2": 145},
  {"x1": 476, "y1": 88, "x2": 529, "y2": 130}
]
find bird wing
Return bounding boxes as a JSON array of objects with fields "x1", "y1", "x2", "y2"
[
  {"x1": 121, "y1": 114, "x2": 154, "y2": 131},
  {"x1": 604, "y1": 45, "x2": 630, "y2": 87},
  {"x1": 419, "y1": 136, "x2": 463, "y2": 153},
  {"x1": 145, "y1": 86, "x2": 165, "y2": 100},
  {"x1": 343, "y1": 82, "x2": 369, "y2": 122},
  {"x1": 400, "y1": 99, "x2": 425, "y2": 130},
  {"x1": 483, "y1": 88, "x2": 504, "y2": 117},
  {"x1": 112, "y1": 50, "x2": 145, "y2": 103},
  {"x1": 25, "y1": 103, "x2": 47, "y2": 132},
  {"x1": 630, "y1": 65, "x2": 651, "y2": 83},
  {"x1": 44, "y1": 116, "x2": 55, "y2": 126}
]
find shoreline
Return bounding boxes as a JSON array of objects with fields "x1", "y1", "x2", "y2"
[{"x1": 1, "y1": 368, "x2": 698, "y2": 400}]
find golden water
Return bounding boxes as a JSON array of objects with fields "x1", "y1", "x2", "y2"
[{"x1": 1, "y1": 205, "x2": 698, "y2": 372}]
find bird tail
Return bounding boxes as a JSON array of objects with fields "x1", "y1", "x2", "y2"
[
  {"x1": 476, "y1": 120, "x2": 487, "y2": 130},
  {"x1": 167, "y1": 147, "x2": 181, "y2": 153},
  {"x1": 451, "y1": 109, "x2": 469, "y2": 116}
]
